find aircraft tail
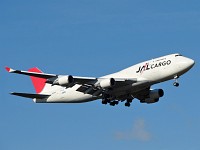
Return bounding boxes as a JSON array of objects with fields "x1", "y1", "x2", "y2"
[
  {"x1": 5, "y1": 66, "x2": 58, "y2": 100},
  {"x1": 28, "y1": 67, "x2": 47, "y2": 94}
]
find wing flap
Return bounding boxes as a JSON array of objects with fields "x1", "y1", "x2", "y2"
[{"x1": 11, "y1": 92, "x2": 50, "y2": 99}]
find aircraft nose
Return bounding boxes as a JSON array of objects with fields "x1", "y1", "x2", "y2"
[
  {"x1": 187, "y1": 58, "x2": 195, "y2": 68},
  {"x1": 181, "y1": 57, "x2": 195, "y2": 71},
  {"x1": 178, "y1": 57, "x2": 195, "y2": 74}
]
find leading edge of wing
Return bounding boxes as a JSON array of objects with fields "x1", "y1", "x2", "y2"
[
  {"x1": 5, "y1": 66, "x2": 57, "y2": 79},
  {"x1": 5, "y1": 67, "x2": 97, "y2": 83},
  {"x1": 11, "y1": 92, "x2": 50, "y2": 99}
]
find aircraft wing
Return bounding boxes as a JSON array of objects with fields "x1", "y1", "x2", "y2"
[
  {"x1": 5, "y1": 67, "x2": 137, "y2": 87},
  {"x1": 5, "y1": 67, "x2": 97, "y2": 84},
  {"x1": 5, "y1": 67, "x2": 57, "y2": 79}
]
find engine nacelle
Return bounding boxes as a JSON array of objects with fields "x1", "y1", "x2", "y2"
[
  {"x1": 144, "y1": 89, "x2": 164, "y2": 104},
  {"x1": 99, "y1": 78, "x2": 115, "y2": 89},
  {"x1": 53, "y1": 75, "x2": 74, "y2": 86}
]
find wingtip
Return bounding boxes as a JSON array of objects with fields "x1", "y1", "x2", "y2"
[
  {"x1": 5, "y1": 66, "x2": 15, "y2": 73},
  {"x1": 5, "y1": 66, "x2": 10, "y2": 72}
]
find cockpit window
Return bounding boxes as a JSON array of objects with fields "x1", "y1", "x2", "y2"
[{"x1": 175, "y1": 54, "x2": 182, "y2": 57}]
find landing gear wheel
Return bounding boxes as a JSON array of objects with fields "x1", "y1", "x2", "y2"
[
  {"x1": 110, "y1": 102, "x2": 115, "y2": 106},
  {"x1": 125, "y1": 102, "x2": 130, "y2": 107},
  {"x1": 114, "y1": 101, "x2": 119, "y2": 105},
  {"x1": 173, "y1": 82, "x2": 179, "y2": 87},
  {"x1": 127, "y1": 99, "x2": 133, "y2": 103},
  {"x1": 173, "y1": 75, "x2": 180, "y2": 87},
  {"x1": 102, "y1": 99, "x2": 108, "y2": 105}
]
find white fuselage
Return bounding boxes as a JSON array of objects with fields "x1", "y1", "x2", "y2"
[{"x1": 35, "y1": 53, "x2": 194, "y2": 103}]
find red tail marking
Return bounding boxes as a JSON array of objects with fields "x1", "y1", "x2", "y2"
[{"x1": 28, "y1": 68, "x2": 46, "y2": 94}]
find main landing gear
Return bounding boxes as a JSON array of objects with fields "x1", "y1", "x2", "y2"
[
  {"x1": 125, "y1": 102, "x2": 131, "y2": 107},
  {"x1": 102, "y1": 99, "x2": 119, "y2": 106},
  {"x1": 124, "y1": 99, "x2": 132, "y2": 107},
  {"x1": 173, "y1": 75, "x2": 180, "y2": 87},
  {"x1": 101, "y1": 98, "x2": 133, "y2": 107},
  {"x1": 110, "y1": 101, "x2": 119, "y2": 106},
  {"x1": 102, "y1": 99, "x2": 108, "y2": 105},
  {"x1": 102, "y1": 94, "x2": 118, "y2": 106}
]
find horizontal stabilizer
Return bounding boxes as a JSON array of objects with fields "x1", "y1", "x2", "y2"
[{"x1": 11, "y1": 92, "x2": 50, "y2": 99}]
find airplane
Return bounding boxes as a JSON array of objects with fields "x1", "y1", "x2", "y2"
[{"x1": 5, "y1": 53, "x2": 195, "y2": 107}]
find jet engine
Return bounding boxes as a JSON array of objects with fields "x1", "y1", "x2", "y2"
[
  {"x1": 142, "y1": 89, "x2": 164, "y2": 104},
  {"x1": 99, "y1": 78, "x2": 116, "y2": 89},
  {"x1": 53, "y1": 75, "x2": 74, "y2": 86}
]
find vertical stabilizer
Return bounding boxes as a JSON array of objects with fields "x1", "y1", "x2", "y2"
[{"x1": 28, "y1": 68, "x2": 46, "y2": 94}]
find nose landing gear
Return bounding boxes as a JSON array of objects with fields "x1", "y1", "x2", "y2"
[{"x1": 173, "y1": 75, "x2": 180, "y2": 87}]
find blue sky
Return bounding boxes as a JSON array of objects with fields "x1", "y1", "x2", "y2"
[{"x1": 1, "y1": 0, "x2": 200, "y2": 149}]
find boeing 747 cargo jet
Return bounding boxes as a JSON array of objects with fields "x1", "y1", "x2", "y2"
[{"x1": 6, "y1": 53, "x2": 195, "y2": 107}]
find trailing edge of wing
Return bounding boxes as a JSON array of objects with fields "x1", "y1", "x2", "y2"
[
  {"x1": 11, "y1": 92, "x2": 50, "y2": 99},
  {"x1": 5, "y1": 67, "x2": 56, "y2": 79}
]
